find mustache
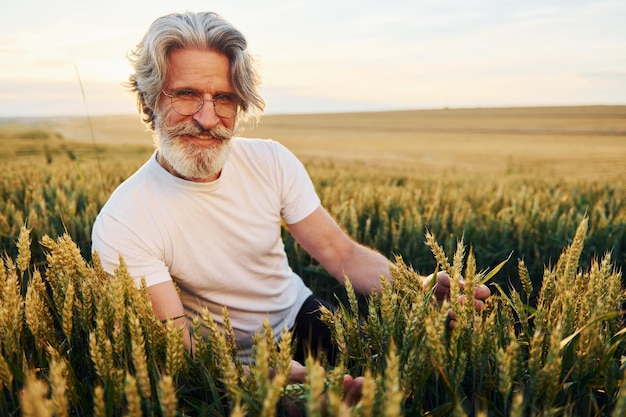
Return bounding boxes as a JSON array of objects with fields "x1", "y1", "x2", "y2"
[{"x1": 160, "y1": 121, "x2": 233, "y2": 141}]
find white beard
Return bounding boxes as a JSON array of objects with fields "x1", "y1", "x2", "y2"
[{"x1": 154, "y1": 117, "x2": 234, "y2": 180}]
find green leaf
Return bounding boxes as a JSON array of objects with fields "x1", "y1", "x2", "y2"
[
  {"x1": 559, "y1": 311, "x2": 624, "y2": 350},
  {"x1": 479, "y1": 251, "x2": 513, "y2": 285}
]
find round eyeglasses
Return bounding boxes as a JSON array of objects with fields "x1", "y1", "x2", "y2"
[{"x1": 161, "y1": 89, "x2": 241, "y2": 118}]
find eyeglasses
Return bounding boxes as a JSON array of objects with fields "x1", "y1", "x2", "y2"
[{"x1": 161, "y1": 89, "x2": 241, "y2": 118}]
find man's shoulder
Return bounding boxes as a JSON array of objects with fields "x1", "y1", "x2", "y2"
[
  {"x1": 233, "y1": 137, "x2": 292, "y2": 159},
  {"x1": 234, "y1": 136, "x2": 280, "y2": 149},
  {"x1": 113, "y1": 156, "x2": 155, "y2": 190},
  {"x1": 100, "y1": 156, "x2": 158, "y2": 209}
]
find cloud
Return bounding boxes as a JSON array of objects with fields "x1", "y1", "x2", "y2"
[
  {"x1": 0, "y1": 80, "x2": 136, "y2": 117},
  {"x1": 1, "y1": 0, "x2": 623, "y2": 116}
]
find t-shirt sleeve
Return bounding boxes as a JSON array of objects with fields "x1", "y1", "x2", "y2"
[
  {"x1": 91, "y1": 212, "x2": 173, "y2": 288},
  {"x1": 275, "y1": 142, "x2": 321, "y2": 224}
]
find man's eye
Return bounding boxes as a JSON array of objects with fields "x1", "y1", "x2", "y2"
[
  {"x1": 175, "y1": 90, "x2": 198, "y2": 98},
  {"x1": 214, "y1": 94, "x2": 237, "y2": 103}
]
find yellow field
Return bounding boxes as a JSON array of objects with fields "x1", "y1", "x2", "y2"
[
  {"x1": 248, "y1": 106, "x2": 626, "y2": 180},
  {"x1": 3, "y1": 105, "x2": 625, "y2": 180},
  {"x1": 1, "y1": 106, "x2": 626, "y2": 416}
]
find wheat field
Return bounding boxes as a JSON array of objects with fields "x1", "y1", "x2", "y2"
[{"x1": 1, "y1": 105, "x2": 625, "y2": 416}]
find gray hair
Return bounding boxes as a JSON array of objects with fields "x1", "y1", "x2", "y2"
[{"x1": 127, "y1": 12, "x2": 265, "y2": 130}]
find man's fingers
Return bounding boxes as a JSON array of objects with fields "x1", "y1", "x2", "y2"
[
  {"x1": 473, "y1": 298, "x2": 486, "y2": 311},
  {"x1": 343, "y1": 375, "x2": 364, "y2": 405},
  {"x1": 474, "y1": 284, "x2": 491, "y2": 300},
  {"x1": 288, "y1": 360, "x2": 307, "y2": 383},
  {"x1": 458, "y1": 294, "x2": 487, "y2": 311},
  {"x1": 454, "y1": 283, "x2": 492, "y2": 304},
  {"x1": 447, "y1": 310, "x2": 457, "y2": 328},
  {"x1": 435, "y1": 271, "x2": 451, "y2": 288}
]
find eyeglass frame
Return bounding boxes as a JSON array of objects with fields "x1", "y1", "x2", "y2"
[{"x1": 161, "y1": 89, "x2": 241, "y2": 118}]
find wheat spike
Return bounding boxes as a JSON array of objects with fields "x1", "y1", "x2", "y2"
[
  {"x1": 202, "y1": 307, "x2": 240, "y2": 397},
  {"x1": 465, "y1": 245, "x2": 476, "y2": 284},
  {"x1": 111, "y1": 259, "x2": 128, "y2": 358},
  {"x1": 79, "y1": 272, "x2": 94, "y2": 327},
  {"x1": 323, "y1": 366, "x2": 348, "y2": 416},
  {"x1": 16, "y1": 225, "x2": 31, "y2": 276},
  {"x1": 261, "y1": 366, "x2": 287, "y2": 417},
  {"x1": 496, "y1": 331, "x2": 519, "y2": 397},
  {"x1": 253, "y1": 329, "x2": 276, "y2": 412},
  {"x1": 165, "y1": 319, "x2": 185, "y2": 376},
  {"x1": 124, "y1": 373, "x2": 142, "y2": 417},
  {"x1": 0, "y1": 351, "x2": 13, "y2": 389},
  {"x1": 0, "y1": 263, "x2": 24, "y2": 356},
  {"x1": 61, "y1": 279, "x2": 75, "y2": 341},
  {"x1": 92, "y1": 385, "x2": 106, "y2": 417},
  {"x1": 191, "y1": 316, "x2": 208, "y2": 362},
  {"x1": 343, "y1": 276, "x2": 365, "y2": 360},
  {"x1": 423, "y1": 309, "x2": 447, "y2": 369},
  {"x1": 333, "y1": 309, "x2": 349, "y2": 367},
  {"x1": 561, "y1": 217, "x2": 588, "y2": 285},
  {"x1": 448, "y1": 238, "x2": 466, "y2": 325},
  {"x1": 25, "y1": 269, "x2": 55, "y2": 351},
  {"x1": 229, "y1": 399, "x2": 248, "y2": 417},
  {"x1": 0, "y1": 257, "x2": 5, "y2": 295},
  {"x1": 158, "y1": 375, "x2": 177, "y2": 417},
  {"x1": 90, "y1": 251, "x2": 110, "y2": 289},
  {"x1": 89, "y1": 316, "x2": 115, "y2": 384},
  {"x1": 461, "y1": 247, "x2": 477, "y2": 331},
  {"x1": 137, "y1": 277, "x2": 166, "y2": 352},
  {"x1": 364, "y1": 291, "x2": 383, "y2": 365},
  {"x1": 20, "y1": 371, "x2": 53, "y2": 417},
  {"x1": 380, "y1": 276, "x2": 398, "y2": 340},
  {"x1": 257, "y1": 329, "x2": 292, "y2": 417},
  {"x1": 129, "y1": 313, "x2": 151, "y2": 399},
  {"x1": 383, "y1": 340, "x2": 403, "y2": 417},
  {"x1": 201, "y1": 306, "x2": 237, "y2": 386},
  {"x1": 424, "y1": 230, "x2": 453, "y2": 273},
  {"x1": 539, "y1": 324, "x2": 563, "y2": 407},
  {"x1": 260, "y1": 317, "x2": 278, "y2": 364},
  {"x1": 509, "y1": 390, "x2": 524, "y2": 417},
  {"x1": 360, "y1": 369, "x2": 377, "y2": 417},
  {"x1": 518, "y1": 259, "x2": 533, "y2": 299},
  {"x1": 48, "y1": 349, "x2": 69, "y2": 417},
  {"x1": 305, "y1": 357, "x2": 326, "y2": 417},
  {"x1": 221, "y1": 305, "x2": 240, "y2": 362}
]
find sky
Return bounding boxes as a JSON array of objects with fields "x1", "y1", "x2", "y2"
[{"x1": 1, "y1": 0, "x2": 625, "y2": 117}]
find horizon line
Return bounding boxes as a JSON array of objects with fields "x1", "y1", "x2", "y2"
[{"x1": 2, "y1": 103, "x2": 626, "y2": 122}]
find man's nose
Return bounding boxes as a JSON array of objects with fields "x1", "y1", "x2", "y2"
[{"x1": 192, "y1": 99, "x2": 220, "y2": 130}]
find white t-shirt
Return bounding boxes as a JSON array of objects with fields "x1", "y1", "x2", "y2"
[{"x1": 91, "y1": 137, "x2": 320, "y2": 361}]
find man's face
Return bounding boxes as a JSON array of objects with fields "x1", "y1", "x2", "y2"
[{"x1": 154, "y1": 48, "x2": 238, "y2": 181}]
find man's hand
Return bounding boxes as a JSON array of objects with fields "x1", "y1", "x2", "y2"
[
  {"x1": 287, "y1": 360, "x2": 364, "y2": 411},
  {"x1": 288, "y1": 360, "x2": 307, "y2": 383},
  {"x1": 422, "y1": 271, "x2": 491, "y2": 327}
]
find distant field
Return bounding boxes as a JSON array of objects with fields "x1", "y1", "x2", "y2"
[
  {"x1": 248, "y1": 106, "x2": 626, "y2": 181},
  {"x1": 2, "y1": 105, "x2": 625, "y2": 180}
]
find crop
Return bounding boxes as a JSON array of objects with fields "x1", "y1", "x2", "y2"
[
  {"x1": 1, "y1": 107, "x2": 625, "y2": 415},
  {"x1": 1, "y1": 218, "x2": 625, "y2": 416}
]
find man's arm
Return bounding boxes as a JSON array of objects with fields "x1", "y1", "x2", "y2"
[
  {"x1": 287, "y1": 205, "x2": 393, "y2": 294},
  {"x1": 287, "y1": 205, "x2": 491, "y2": 307},
  {"x1": 146, "y1": 280, "x2": 193, "y2": 348}
]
